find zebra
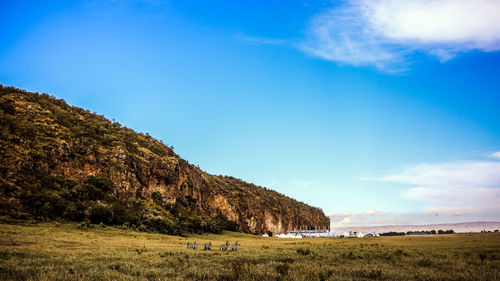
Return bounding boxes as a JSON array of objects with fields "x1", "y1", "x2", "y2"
[
  {"x1": 193, "y1": 241, "x2": 198, "y2": 250},
  {"x1": 220, "y1": 244, "x2": 228, "y2": 251},
  {"x1": 204, "y1": 242, "x2": 212, "y2": 250},
  {"x1": 187, "y1": 242, "x2": 192, "y2": 249},
  {"x1": 235, "y1": 241, "x2": 240, "y2": 246},
  {"x1": 230, "y1": 243, "x2": 238, "y2": 251}
]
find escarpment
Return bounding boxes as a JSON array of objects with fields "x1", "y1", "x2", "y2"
[{"x1": 0, "y1": 85, "x2": 330, "y2": 234}]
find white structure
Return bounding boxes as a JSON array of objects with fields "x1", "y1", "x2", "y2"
[
  {"x1": 275, "y1": 233, "x2": 303, "y2": 239},
  {"x1": 338, "y1": 231, "x2": 378, "y2": 238},
  {"x1": 283, "y1": 230, "x2": 335, "y2": 238},
  {"x1": 262, "y1": 233, "x2": 269, "y2": 237}
]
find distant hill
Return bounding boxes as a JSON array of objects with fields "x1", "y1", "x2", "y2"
[
  {"x1": 0, "y1": 85, "x2": 329, "y2": 235},
  {"x1": 335, "y1": 221, "x2": 500, "y2": 234}
]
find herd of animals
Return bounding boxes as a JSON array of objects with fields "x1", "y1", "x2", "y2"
[{"x1": 186, "y1": 241, "x2": 240, "y2": 251}]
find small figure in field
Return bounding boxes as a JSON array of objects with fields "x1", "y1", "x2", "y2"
[
  {"x1": 187, "y1": 242, "x2": 192, "y2": 249},
  {"x1": 193, "y1": 241, "x2": 198, "y2": 250},
  {"x1": 225, "y1": 241, "x2": 230, "y2": 247},
  {"x1": 231, "y1": 243, "x2": 238, "y2": 251},
  {"x1": 220, "y1": 243, "x2": 228, "y2": 251},
  {"x1": 204, "y1": 242, "x2": 212, "y2": 250}
]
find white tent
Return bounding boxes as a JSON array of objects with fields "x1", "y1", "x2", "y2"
[
  {"x1": 262, "y1": 233, "x2": 269, "y2": 237},
  {"x1": 356, "y1": 232, "x2": 365, "y2": 238}
]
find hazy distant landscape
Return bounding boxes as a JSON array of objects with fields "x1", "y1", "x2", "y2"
[{"x1": 335, "y1": 222, "x2": 500, "y2": 235}]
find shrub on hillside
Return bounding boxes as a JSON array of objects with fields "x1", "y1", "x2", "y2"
[{"x1": 85, "y1": 201, "x2": 113, "y2": 224}]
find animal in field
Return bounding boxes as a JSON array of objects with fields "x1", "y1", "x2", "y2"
[
  {"x1": 231, "y1": 243, "x2": 238, "y2": 251},
  {"x1": 187, "y1": 242, "x2": 192, "y2": 249},
  {"x1": 204, "y1": 242, "x2": 212, "y2": 250},
  {"x1": 235, "y1": 241, "x2": 240, "y2": 246},
  {"x1": 193, "y1": 242, "x2": 198, "y2": 250},
  {"x1": 220, "y1": 244, "x2": 228, "y2": 251}
]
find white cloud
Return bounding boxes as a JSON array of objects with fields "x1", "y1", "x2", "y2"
[
  {"x1": 492, "y1": 151, "x2": 500, "y2": 159},
  {"x1": 332, "y1": 153, "x2": 500, "y2": 227},
  {"x1": 301, "y1": 0, "x2": 500, "y2": 70},
  {"x1": 340, "y1": 217, "x2": 351, "y2": 223},
  {"x1": 372, "y1": 159, "x2": 500, "y2": 216},
  {"x1": 377, "y1": 162, "x2": 500, "y2": 187},
  {"x1": 334, "y1": 217, "x2": 352, "y2": 226},
  {"x1": 291, "y1": 179, "x2": 314, "y2": 187},
  {"x1": 330, "y1": 209, "x2": 392, "y2": 227},
  {"x1": 403, "y1": 186, "x2": 500, "y2": 215},
  {"x1": 327, "y1": 211, "x2": 352, "y2": 217}
]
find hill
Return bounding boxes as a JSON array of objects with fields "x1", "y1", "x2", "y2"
[{"x1": 0, "y1": 85, "x2": 329, "y2": 235}]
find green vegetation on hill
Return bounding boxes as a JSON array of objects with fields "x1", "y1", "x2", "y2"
[
  {"x1": 0, "y1": 86, "x2": 229, "y2": 234},
  {"x1": 0, "y1": 85, "x2": 329, "y2": 235}
]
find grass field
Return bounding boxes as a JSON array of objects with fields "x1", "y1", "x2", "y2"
[{"x1": 1, "y1": 222, "x2": 499, "y2": 280}]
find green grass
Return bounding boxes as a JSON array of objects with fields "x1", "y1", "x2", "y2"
[{"x1": 1, "y1": 222, "x2": 499, "y2": 280}]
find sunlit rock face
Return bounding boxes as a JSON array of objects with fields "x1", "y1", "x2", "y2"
[{"x1": 65, "y1": 150, "x2": 329, "y2": 234}]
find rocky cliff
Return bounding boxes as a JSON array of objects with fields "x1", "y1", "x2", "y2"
[{"x1": 0, "y1": 85, "x2": 329, "y2": 234}]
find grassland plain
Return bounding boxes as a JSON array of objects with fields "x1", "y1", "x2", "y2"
[{"x1": 0, "y1": 222, "x2": 499, "y2": 281}]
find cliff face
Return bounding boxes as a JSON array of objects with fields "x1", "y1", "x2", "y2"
[{"x1": 0, "y1": 85, "x2": 329, "y2": 234}]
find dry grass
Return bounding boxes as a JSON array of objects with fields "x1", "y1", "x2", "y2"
[{"x1": 1, "y1": 222, "x2": 499, "y2": 280}]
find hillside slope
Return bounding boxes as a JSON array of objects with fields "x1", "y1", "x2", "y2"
[{"x1": 0, "y1": 85, "x2": 329, "y2": 234}]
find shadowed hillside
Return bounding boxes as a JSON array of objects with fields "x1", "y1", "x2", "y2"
[{"x1": 0, "y1": 85, "x2": 329, "y2": 235}]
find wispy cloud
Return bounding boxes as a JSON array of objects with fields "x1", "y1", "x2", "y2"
[
  {"x1": 370, "y1": 153, "x2": 500, "y2": 216},
  {"x1": 300, "y1": 0, "x2": 500, "y2": 71},
  {"x1": 291, "y1": 179, "x2": 314, "y2": 187},
  {"x1": 234, "y1": 33, "x2": 286, "y2": 46},
  {"x1": 327, "y1": 211, "x2": 352, "y2": 217},
  {"x1": 329, "y1": 209, "x2": 393, "y2": 227},
  {"x1": 354, "y1": 209, "x2": 390, "y2": 216}
]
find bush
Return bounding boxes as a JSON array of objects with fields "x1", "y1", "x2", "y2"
[
  {"x1": 231, "y1": 260, "x2": 250, "y2": 280},
  {"x1": 151, "y1": 191, "x2": 163, "y2": 206},
  {"x1": 78, "y1": 175, "x2": 115, "y2": 201},
  {"x1": 11, "y1": 212, "x2": 30, "y2": 220},
  {"x1": 417, "y1": 258, "x2": 432, "y2": 267},
  {"x1": 85, "y1": 201, "x2": 113, "y2": 224},
  {"x1": 275, "y1": 263, "x2": 289, "y2": 279},
  {"x1": 63, "y1": 202, "x2": 85, "y2": 221},
  {"x1": 297, "y1": 248, "x2": 312, "y2": 255},
  {"x1": 141, "y1": 213, "x2": 180, "y2": 234}
]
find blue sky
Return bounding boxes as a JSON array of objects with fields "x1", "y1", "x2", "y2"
[{"x1": 1, "y1": 0, "x2": 500, "y2": 227}]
